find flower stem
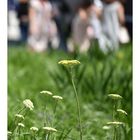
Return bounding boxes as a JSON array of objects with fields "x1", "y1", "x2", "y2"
[
  {"x1": 71, "y1": 72, "x2": 82, "y2": 140},
  {"x1": 112, "y1": 101, "x2": 117, "y2": 140},
  {"x1": 18, "y1": 128, "x2": 21, "y2": 140},
  {"x1": 53, "y1": 100, "x2": 58, "y2": 114},
  {"x1": 47, "y1": 133, "x2": 50, "y2": 140}
]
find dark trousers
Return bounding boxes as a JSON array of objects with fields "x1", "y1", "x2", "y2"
[{"x1": 20, "y1": 22, "x2": 28, "y2": 43}]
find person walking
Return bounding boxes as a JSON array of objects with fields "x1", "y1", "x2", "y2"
[{"x1": 28, "y1": 0, "x2": 58, "y2": 52}]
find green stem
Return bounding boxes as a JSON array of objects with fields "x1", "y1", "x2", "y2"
[
  {"x1": 117, "y1": 126, "x2": 120, "y2": 140},
  {"x1": 44, "y1": 107, "x2": 47, "y2": 127},
  {"x1": 113, "y1": 101, "x2": 116, "y2": 121},
  {"x1": 47, "y1": 133, "x2": 50, "y2": 140},
  {"x1": 115, "y1": 127, "x2": 117, "y2": 140},
  {"x1": 112, "y1": 100, "x2": 117, "y2": 140},
  {"x1": 71, "y1": 71, "x2": 82, "y2": 140},
  {"x1": 113, "y1": 126, "x2": 116, "y2": 140},
  {"x1": 18, "y1": 128, "x2": 21, "y2": 140},
  {"x1": 17, "y1": 107, "x2": 26, "y2": 114},
  {"x1": 53, "y1": 100, "x2": 58, "y2": 115},
  {"x1": 31, "y1": 135, "x2": 36, "y2": 140}
]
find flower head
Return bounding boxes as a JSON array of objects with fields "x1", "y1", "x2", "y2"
[
  {"x1": 116, "y1": 52, "x2": 124, "y2": 59},
  {"x1": 40, "y1": 90, "x2": 53, "y2": 96},
  {"x1": 58, "y1": 60, "x2": 80, "y2": 67},
  {"x1": 8, "y1": 131, "x2": 12, "y2": 136},
  {"x1": 52, "y1": 95, "x2": 63, "y2": 100},
  {"x1": 42, "y1": 127, "x2": 57, "y2": 133},
  {"x1": 107, "y1": 121, "x2": 124, "y2": 126},
  {"x1": 30, "y1": 127, "x2": 39, "y2": 132},
  {"x1": 18, "y1": 123, "x2": 25, "y2": 128},
  {"x1": 15, "y1": 114, "x2": 24, "y2": 120},
  {"x1": 108, "y1": 94, "x2": 122, "y2": 100},
  {"x1": 23, "y1": 99, "x2": 34, "y2": 110},
  {"x1": 117, "y1": 109, "x2": 127, "y2": 115},
  {"x1": 102, "y1": 126, "x2": 110, "y2": 130}
]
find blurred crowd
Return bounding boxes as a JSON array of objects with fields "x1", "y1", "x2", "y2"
[{"x1": 8, "y1": 0, "x2": 132, "y2": 53}]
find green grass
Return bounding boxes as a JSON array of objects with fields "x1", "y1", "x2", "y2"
[{"x1": 8, "y1": 43, "x2": 132, "y2": 139}]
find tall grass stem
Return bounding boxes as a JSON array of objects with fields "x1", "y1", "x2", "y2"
[{"x1": 70, "y1": 69, "x2": 82, "y2": 140}]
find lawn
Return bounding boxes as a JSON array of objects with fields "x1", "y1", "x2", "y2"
[{"x1": 8, "y1": 43, "x2": 132, "y2": 140}]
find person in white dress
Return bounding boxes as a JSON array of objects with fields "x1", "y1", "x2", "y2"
[
  {"x1": 101, "y1": 0, "x2": 125, "y2": 51},
  {"x1": 88, "y1": 0, "x2": 106, "y2": 50},
  {"x1": 28, "y1": 0, "x2": 59, "y2": 52},
  {"x1": 68, "y1": 0, "x2": 104, "y2": 53}
]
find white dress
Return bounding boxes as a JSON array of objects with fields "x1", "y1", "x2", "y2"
[
  {"x1": 89, "y1": 0, "x2": 103, "y2": 39},
  {"x1": 28, "y1": 0, "x2": 58, "y2": 52},
  {"x1": 89, "y1": 0, "x2": 107, "y2": 51},
  {"x1": 102, "y1": 1, "x2": 121, "y2": 50}
]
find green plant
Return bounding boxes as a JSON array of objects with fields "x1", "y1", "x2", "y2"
[
  {"x1": 107, "y1": 94, "x2": 128, "y2": 140},
  {"x1": 58, "y1": 60, "x2": 83, "y2": 140},
  {"x1": 8, "y1": 44, "x2": 132, "y2": 139}
]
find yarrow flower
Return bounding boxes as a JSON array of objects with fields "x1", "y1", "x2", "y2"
[
  {"x1": 107, "y1": 121, "x2": 124, "y2": 126},
  {"x1": 52, "y1": 95, "x2": 63, "y2": 100},
  {"x1": 15, "y1": 114, "x2": 24, "y2": 120},
  {"x1": 8, "y1": 131, "x2": 12, "y2": 135},
  {"x1": 42, "y1": 127, "x2": 57, "y2": 133},
  {"x1": 102, "y1": 126, "x2": 110, "y2": 130},
  {"x1": 40, "y1": 90, "x2": 53, "y2": 96},
  {"x1": 117, "y1": 109, "x2": 127, "y2": 115},
  {"x1": 58, "y1": 60, "x2": 80, "y2": 67},
  {"x1": 30, "y1": 127, "x2": 39, "y2": 132},
  {"x1": 18, "y1": 123, "x2": 25, "y2": 128},
  {"x1": 23, "y1": 99, "x2": 34, "y2": 110},
  {"x1": 108, "y1": 94, "x2": 122, "y2": 100},
  {"x1": 116, "y1": 52, "x2": 124, "y2": 59}
]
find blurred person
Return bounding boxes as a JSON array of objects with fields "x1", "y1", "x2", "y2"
[
  {"x1": 88, "y1": 0, "x2": 107, "y2": 51},
  {"x1": 28, "y1": 0, "x2": 59, "y2": 52},
  {"x1": 101, "y1": 0, "x2": 126, "y2": 50},
  {"x1": 8, "y1": 0, "x2": 17, "y2": 11},
  {"x1": 117, "y1": 0, "x2": 130, "y2": 44},
  {"x1": 50, "y1": 0, "x2": 73, "y2": 51},
  {"x1": 8, "y1": 0, "x2": 21, "y2": 42},
  {"x1": 16, "y1": 0, "x2": 29, "y2": 43},
  {"x1": 118, "y1": 0, "x2": 132, "y2": 40},
  {"x1": 69, "y1": 0, "x2": 93, "y2": 53}
]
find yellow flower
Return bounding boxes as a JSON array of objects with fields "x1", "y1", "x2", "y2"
[
  {"x1": 116, "y1": 52, "x2": 124, "y2": 59},
  {"x1": 18, "y1": 123, "x2": 25, "y2": 128},
  {"x1": 15, "y1": 114, "x2": 24, "y2": 120},
  {"x1": 52, "y1": 95, "x2": 63, "y2": 100},
  {"x1": 108, "y1": 94, "x2": 122, "y2": 100},
  {"x1": 117, "y1": 109, "x2": 127, "y2": 115},
  {"x1": 23, "y1": 99, "x2": 34, "y2": 110},
  {"x1": 42, "y1": 127, "x2": 57, "y2": 133},
  {"x1": 30, "y1": 127, "x2": 39, "y2": 132},
  {"x1": 40, "y1": 90, "x2": 53, "y2": 96},
  {"x1": 58, "y1": 60, "x2": 80, "y2": 67}
]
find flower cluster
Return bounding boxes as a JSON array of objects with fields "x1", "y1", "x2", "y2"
[
  {"x1": 15, "y1": 114, "x2": 24, "y2": 120},
  {"x1": 58, "y1": 60, "x2": 80, "y2": 67},
  {"x1": 30, "y1": 127, "x2": 39, "y2": 132},
  {"x1": 52, "y1": 95, "x2": 63, "y2": 100},
  {"x1": 42, "y1": 127, "x2": 57, "y2": 133},
  {"x1": 23, "y1": 99, "x2": 34, "y2": 110},
  {"x1": 108, "y1": 94, "x2": 122, "y2": 100},
  {"x1": 117, "y1": 109, "x2": 127, "y2": 115},
  {"x1": 40, "y1": 90, "x2": 53, "y2": 96}
]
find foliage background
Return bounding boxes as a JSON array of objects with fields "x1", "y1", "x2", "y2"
[{"x1": 8, "y1": 43, "x2": 132, "y2": 139}]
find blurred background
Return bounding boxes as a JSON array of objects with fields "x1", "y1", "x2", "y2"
[
  {"x1": 8, "y1": 0, "x2": 132, "y2": 139},
  {"x1": 8, "y1": 0, "x2": 132, "y2": 51}
]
